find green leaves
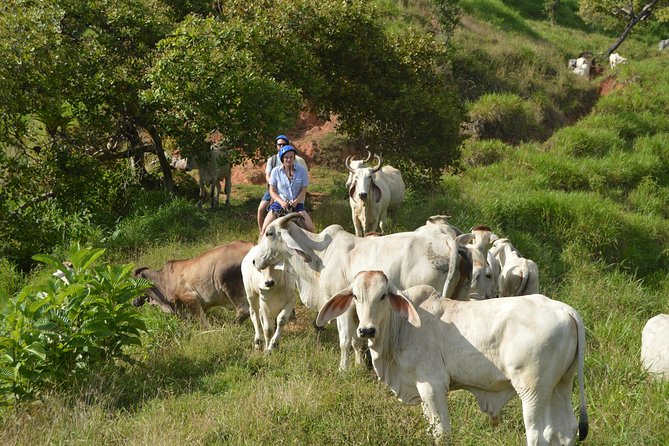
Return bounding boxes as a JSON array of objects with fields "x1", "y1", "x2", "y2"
[{"x1": 0, "y1": 246, "x2": 150, "y2": 411}]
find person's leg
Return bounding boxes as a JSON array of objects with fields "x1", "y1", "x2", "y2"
[
  {"x1": 257, "y1": 190, "x2": 271, "y2": 232},
  {"x1": 260, "y1": 211, "x2": 278, "y2": 240},
  {"x1": 257, "y1": 199, "x2": 270, "y2": 232},
  {"x1": 299, "y1": 210, "x2": 315, "y2": 232}
]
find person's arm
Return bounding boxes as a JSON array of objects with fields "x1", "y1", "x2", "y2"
[
  {"x1": 269, "y1": 185, "x2": 288, "y2": 209},
  {"x1": 291, "y1": 186, "x2": 308, "y2": 207},
  {"x1": 265, "y1": 156, "x2": 274, "y2": 185}
]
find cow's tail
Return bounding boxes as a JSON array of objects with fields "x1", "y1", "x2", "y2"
[
  {"x1": 570, "y1": 307, "x2": 588, "y2": 441},
  {"x1": 442, "y1": 235, "x2": 459, "y2": 298}
]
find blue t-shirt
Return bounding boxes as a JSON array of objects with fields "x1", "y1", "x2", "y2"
[{"x1": 269, "y1": 164, "x2": 309, "y2": 203}]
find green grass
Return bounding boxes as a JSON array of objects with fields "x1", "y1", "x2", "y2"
[{"x1": 3, "y1": 1, "x2": 669, "y2": 445}]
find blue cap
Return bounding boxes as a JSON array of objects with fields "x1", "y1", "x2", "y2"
[
  {"x1": 275, "y1": 134, "x2": 290, "y2": 143},
  {"x1": 278, "y1": 145, "x2": 297, "y2": 162}
]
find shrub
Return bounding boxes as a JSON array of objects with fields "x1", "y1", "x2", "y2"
[
  {"x1": 459, "y1": 138, "x2": 512, "y2": 167},
  {"x1": 627, "y1": 176, "x2": 669, "y2": 219},
  {"x1": 578, "y1": 112, "x2": 669, "y2": 144},
  {"x1": 464, "y1": 92, "x2": 542, "y2": 143},
  {"x1": 0, "y1": 247, "x2": 149, "y2": 410},
  {"x1": 105, "y1": 198, "x2": 210, "y2": 254},
  {"x1": 545, "y1": 124, "x2": 624, "y2": 157}
]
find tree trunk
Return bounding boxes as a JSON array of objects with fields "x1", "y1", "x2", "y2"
[{"x1": 148, "y1": 126, "x2": 175, "y2": 195}]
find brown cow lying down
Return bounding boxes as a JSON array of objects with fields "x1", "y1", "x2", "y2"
[{"x1": 133, "y1": 241, "x2": 254, "y2": 326}]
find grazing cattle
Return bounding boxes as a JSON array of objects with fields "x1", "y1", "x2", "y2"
[
  {"x1": 194, "y1": 143, "x2": 232, "y2": 208},
  {"x1": 609, "y1": 53, "x2": 627, "y2": 69},
  {"x1": 417, "y1": 219, "x2": 498, "y2": 300},
  {"x1": 346, "y1": 154, "x2": 405, "y2": 236},
  {"x1": 414, "y1": 214, "x2": 463, "y2": 239},
  {"x1": 133, "y1": 241, "x2": 253, "y2": 326},
  {"x1": 489, "y1": 238, "x2": 540, "y2": 296},
  {"x1": 251, "y1": 213, "x2": 496, "y2": 370},
  {"x1": 659, "y1": 39, "x2": 669, "y2": 51},
  {"x1": 242, "y1": 245, "x2": 297, "y2": 352},
  {"x1": 570, "y1": 57, "x2": 591, "y2": 77},
  {"x1": 317, "y1": 271, "x2": 588, "y2": 445},
  {"x1": 641, "y1": 314, "x2": 669, "y2": 380},
  {"x1": 170, "y1": 143, "x2": 232, "y2": 207}
]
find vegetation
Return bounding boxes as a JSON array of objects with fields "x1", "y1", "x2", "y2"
[{"x1": 2, "y1": 0, "x2": 669, "y2": 444}]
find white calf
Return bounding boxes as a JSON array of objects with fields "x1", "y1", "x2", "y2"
[
  {"x1": 489, "y1": 238, "x2": 540, "y2": 296},
  {"x1": 242, "y1": 245, "x2": 297, "y2": 352}
]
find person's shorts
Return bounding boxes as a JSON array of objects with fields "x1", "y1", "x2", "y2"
[
  {"x1": 261, "y1": 190, "x2": 271, "y2": 201},
  {"x1": 269, "y1": 202, "x2": 305, "y2": 213}
]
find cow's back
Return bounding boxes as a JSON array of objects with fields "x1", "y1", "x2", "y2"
[
  {"x1": 379, "y1": 166, "x2": 405, "y2": 209},
  {"x1": 165, "y1": 241, "x2": 253, "y2": 311},
  {"x1": 346, "y1": 231, "x2": 454, "y2": 293}
]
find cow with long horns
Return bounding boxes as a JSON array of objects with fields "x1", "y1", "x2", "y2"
[{"x1": 345, "y1": 154, "x2": 405, "y2": 237}]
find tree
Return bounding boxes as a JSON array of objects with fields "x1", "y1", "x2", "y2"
[{"x1": 579, "y1": 0, "x2": 669, "y2": 56}]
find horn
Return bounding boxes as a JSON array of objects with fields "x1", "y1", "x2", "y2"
[
  {"x1": 372, "y1": 154, "x2": 382, "y2": 172},
  {"x1": 364, "y1": 150, "x2": 372, "y2": 162},
  {"x1": 345, "y1": 155, "x2": 356, "y2": 173},
  {"x1": 277, "y1": 212, "x2": 306, "y2": 228}
]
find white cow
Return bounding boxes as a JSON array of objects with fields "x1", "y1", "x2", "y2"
[
  {"x1": 170, "y1": 143, "x2": 231, "y2": 207},
  {"x1": 317, "y1": 271, "x2": 588, "y2": 445},
  {"x1": 489, "y1": 238, "x2": 540, "y2": 296},
  {"x1": 571, "y1": 57, "x2": 591, "y2": 77},
  {"x1": 658, "y1": 39, "x2": 669, "y2": 51},
  {"x1": 609, "y1": 53, "x2": 627, "y2": 69},
  {"x1": 345, "y1": 151, "x2": 372, "y2": 189},
  {"x1": 242, "y1": 245, "x2": 297, "y2": 352},
  {"x1": 251, "y1": 213, "x2": 496, "y2": 370},
  {"x1": 346, "y1": 154, "x2": 405, "y2": 236},
  {"x1": 641, "y1": 314, "x2": 669, "y2": 380}
]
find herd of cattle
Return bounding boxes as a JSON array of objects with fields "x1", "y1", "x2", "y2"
[{"x1": 130, "y1": 153, "x2": 668, "y2": 445}]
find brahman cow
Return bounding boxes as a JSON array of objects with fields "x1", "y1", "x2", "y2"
[
  {"x1": 416, "y1": 219, "x2": 498, "y2": 300},
  {"x1": 133, "y1": 241, "x2": 253, "y2": 326},
  {"x1": 346, "y1": 154, "x2": 405, "y2": 236},
  {"x1": 641, "y1": 314, "x2": 669, "y2": 380},
  {"x1": 344, "y1": 151, "x2": 372, "y2": 190},
  {"x1": 317, "y1": 271, "x2": 588, "y2": 445},
  {"x1": 242, "y1": 245, "x2": 297, "y2": 352},
  {"x1": 171, "y1": 143, "x2": 232, "y2": 207},
  {"x1": 489, "y1": 237, "x2": 540, "y2": 296},
  {"x1": 251, "y1": 213, "x2": 496, "y2": 370},
  {"x1": 609, "y1": 53, "x2": 627, "y2": 69}
]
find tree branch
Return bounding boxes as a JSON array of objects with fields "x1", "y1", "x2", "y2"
[{"x1": 605, "y1": 0, "x2": 661, "y2": 57}]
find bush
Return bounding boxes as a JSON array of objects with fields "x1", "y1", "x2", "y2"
[
  {"x1": 105, "y1": 198, "x2": 210, "y2": 254},
  {"x1": 0, "y1": 247, "x2": 149, "y2": 411},
  {"x1": 464, "y1": 92, "x2": 543, "y2": 143},
  {"x1": 459, "y1": 138, "x2": 512, "y2": 168},
  {"x1": 545, "y1": 124, "x2": 624, "y2": 157}
]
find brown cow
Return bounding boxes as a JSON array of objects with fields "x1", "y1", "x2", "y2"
[{"x1": 133, "y1": 241, "x2": 253, "y2": 326}]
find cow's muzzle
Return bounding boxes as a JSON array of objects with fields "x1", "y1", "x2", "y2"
[
  {"x1": 132, "y1": 295, "x2": 147, "y2": 307},
  {"x1": 358, "y1": 192, "x2": 368, "y2": 200}
]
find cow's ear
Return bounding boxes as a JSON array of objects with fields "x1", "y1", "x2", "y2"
[
  {"x1": 372, "y1": 182, "x2": 382, "y2": 203},
  {"x1": 456, "y1": 233, "x2": 474, "y2": 246},
  {"x1": 282, "y1": 231, "x2": 313, "y2": 263},
  {"x1": 316, "y1": 288, "x2": 354, "y2": 327},
  {"x1": 348, "y1": 183, "x2": 356, "y2": 199},
  {"x1": 389, "y1": 292, "x2": 421, "y2": 328}
]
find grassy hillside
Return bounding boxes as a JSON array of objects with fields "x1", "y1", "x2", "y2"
[{"x1": 3, "y1": 1, "x2": 669, "y2": 445}]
